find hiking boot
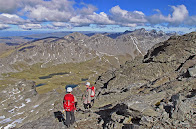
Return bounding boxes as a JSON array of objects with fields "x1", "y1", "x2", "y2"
[
  {"x1": 66, "y1": 125, "x2": 70, "y2": 128},
  {"x1": 72, "y1": 123, "x2": 77, "y2": 128}
]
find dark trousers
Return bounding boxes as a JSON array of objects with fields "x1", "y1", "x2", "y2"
[
  {"x1": 65, "y1": 111, "x2": 75, "y2": 126},
  {"x1": 84, "y1": 103, "x2": 91, "y2": 109}
]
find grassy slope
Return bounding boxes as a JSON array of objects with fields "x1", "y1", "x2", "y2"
[
  {"x1": 0, "y1": 49, "x2": 15, "y2": 58},
  {"x1": 0, "y1": 55, "x2": 130, "y2": 94}
]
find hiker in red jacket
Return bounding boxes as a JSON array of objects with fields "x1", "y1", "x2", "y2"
[{"x1": 63, "y1": 87, "x2": 77, "y2": 128}]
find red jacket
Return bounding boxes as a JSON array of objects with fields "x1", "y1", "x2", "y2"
[{"x1": 63, "y1": 94, "x2": 76, "y2": 111}]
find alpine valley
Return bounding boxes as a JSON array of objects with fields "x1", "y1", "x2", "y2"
[{"x1": 0, "y1": 29, "x2": 195, "y2": 129}]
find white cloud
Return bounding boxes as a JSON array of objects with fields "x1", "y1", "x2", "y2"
[
  {"x1": 110, "y1": 5, "x2": 128, "y2": 16},
  {"x1": 148, "y1": 5, "x2": 189, "y2": 25},
  {"x1": 121, "y1": 23, "x2": 137, "y2": 27},
  {"x1": 70, "y1": 12, "x2": 114, "y2": 27},
  {"x1": 51, "y1": 22, "x2": 73, "y2": 29},
  {"x1": 185, "y1": 16, "x2": 196, "y2": 26},
  {"x1": 134, "y1": 11, "x2": 145, "y2": 16},
  {"x1": 70, "y1": 15, "x2": 92, "y2": 26},
  {"x1": 0, "y1": 13, "x2": 26, "y2": 24},
  {"x1": 19, "y1": 23, "x2": 42, "y2": 30},
  {"x1": 0, "y1": 0, "x2": 195, "y2": 31},
  {"x1": 1, "y1": 14, "x2": 20, "y2": 19},
  {"x1": 0, "y1": 23, "x2": 10, "y2": 30},
  {"x1": 79, "y1": 4, "x2": 98, "y2": 15},
  {"x1": 23, "y1": 5, "x2": 73, "y2": 22},
  {"x1": 0, "y1": 0, "x2": 18, "y2": 13},
  {"x1": 109, "y1": 5, "x2": 147, "y2": 26},
  {"x1": 170, "y1": 5, "x2": 188, "y2": 22},
  {"x1": 88, "y1": 12, "x2": 114, "y2": 24},
  {"x1": 20, "y1": 0, "x2": 75, "y2": 22}
]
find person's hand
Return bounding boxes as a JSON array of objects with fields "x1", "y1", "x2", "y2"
[{"x1": 75, "y1": 102, "x2": 78, "y2": 107}]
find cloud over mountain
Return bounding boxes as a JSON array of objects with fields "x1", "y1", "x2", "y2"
[
  {"x1": 185, "y1": 16, "x2": 196, "y2": 26},
  {"x1": 0, "y1": 0, "x2": 195, "y2": 31},
  {"x1": 0, "y1": 13, "x2": 26, "y2": 24},
  {"x1": 20, "y1": 0, "x2": 75, "y2": 22},
  {"x1": 19, "y1": 23, "x2": 42, "y2": 30},
  {"x1": 148, "y1": 5, "x2": 189, "y2": 26},
  {"x1": 109, "y1": 5, "x2": 147, "y2": 27},
  {"x1": 0, "y1": 23, "x2": 10, "y2": 30},
  {"x1": 70, "y1": 12, "x2": 114, "y2": 27}
]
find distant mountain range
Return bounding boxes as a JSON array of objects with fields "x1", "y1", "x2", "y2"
[
  {"x1": 0, "y1": 29, "x2": 176, "y2": 46},
  {"x1": 0, "y1": 28, "x2": 174, "y2": 75}
]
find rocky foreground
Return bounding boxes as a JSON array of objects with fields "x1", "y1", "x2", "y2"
[{"x1": 0, "y1": 32, "x2": 196, "y2": 129}]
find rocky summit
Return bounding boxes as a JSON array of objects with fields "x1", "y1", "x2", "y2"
[{"x1": 0, "y1": 32, "x2": 195, "y2": 129}]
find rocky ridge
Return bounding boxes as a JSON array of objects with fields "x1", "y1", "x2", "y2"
[
  {"x1": 0, "y1": 30, "x2": 189, "y2": 129},
  {"x1": 117, "y1": 28, "x2": 173, "y2": 52},
  {"x1": 0, "y1": 29, "x2": 170, "y2": 76},
  {"x1": 16, "y1": 32, "x2": 195, "y2": 129},
  {"x1": 94, "y1": 32, "x2": 196, "y2": 128}
]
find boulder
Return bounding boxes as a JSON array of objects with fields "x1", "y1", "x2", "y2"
[{"x1": 188, "y1": 64, "x2": 196, "y2": 77}]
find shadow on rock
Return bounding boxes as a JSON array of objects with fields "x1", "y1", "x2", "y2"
[
  {"x1": 54, "y1": 111, "x2": 65, "y2": 124},
  {"x1": 122, "y1": 124, "x2": 140, "y2": 129},
  {"x1": 95, "y1": 103, "x2": 129, "y2": 128}
]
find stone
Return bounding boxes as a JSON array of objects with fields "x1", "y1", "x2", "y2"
[
  {"x1": 188, "y1": 65, "x2": 196, "y2": 77},
  {"x1": 123, "y1": 116, "x2": 133, "y2": 124},
  {"x1": 142, "y1": 108, "x2": 158, "y2": 117},
  {"x1": 140, "y1": 116, "x2": 154, "y2": 128}
]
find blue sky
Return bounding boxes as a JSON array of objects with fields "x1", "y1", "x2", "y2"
[{"x1": 0, "y1": 0, "x2": 195, "y2": 34}]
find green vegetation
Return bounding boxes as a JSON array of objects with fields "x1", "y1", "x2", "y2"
[
  {"x1": 0, "y1": 55, "x2": 130, "y2": 94},
  {"x1": 0, "y1": 49, "x2": 15, "y2": 58}
]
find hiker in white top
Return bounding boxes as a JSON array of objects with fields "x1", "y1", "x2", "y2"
[{"x1": 83, "y1": 82, "x2": 92, "y2": 109}]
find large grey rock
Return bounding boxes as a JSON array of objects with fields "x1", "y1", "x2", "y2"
[{"x1": 125, "y1": 92, "x2": 166, "y2": 117}]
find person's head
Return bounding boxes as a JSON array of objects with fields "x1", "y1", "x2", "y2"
[
  {"x1": 67, "y1": 87, "x2": 73, "y2": 93},
  {"x1": 86, "y1": 82, "x2": 90, "y2": 88}
]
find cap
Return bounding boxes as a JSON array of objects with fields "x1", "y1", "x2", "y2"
[
  {"x1": 67, "y1": 87, "x2": 73, "y2": 92},
  {"x1": 86, "y1": 82, "x2": 90, "y2": 86}
]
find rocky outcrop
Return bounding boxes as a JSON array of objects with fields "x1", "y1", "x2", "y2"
[{"x1": 93, "y1": 32, "x2": 196, "y2": 128}]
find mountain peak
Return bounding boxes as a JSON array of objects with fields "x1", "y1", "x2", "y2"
[
  {"x1": 63, "y1": 32, "x2": 88, "y2": 41},
  {"x1": 134, "y1": 28, "x2": 146, "y2": 33},
  {"x1": 123, "y1": 30, "x2": 133, "y2": 34},
  {"x1": 89, "y1": 33, "x2": 112, "y2": 39},
  {"x1": 144, "y1": 31, "x2": 196, "y2": 63}
]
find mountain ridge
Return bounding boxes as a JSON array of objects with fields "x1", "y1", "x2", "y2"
[
  {"x1": 0, "y1": 31, "x2": 195, "y2": 129},
  {"x1": 0, "y1": 28, "x2": 172, "y2": 76}
]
